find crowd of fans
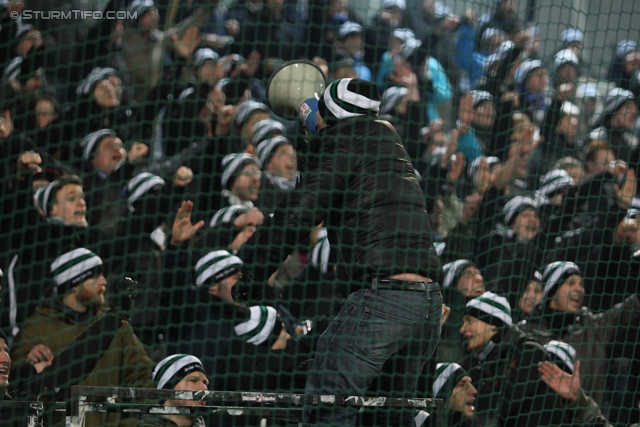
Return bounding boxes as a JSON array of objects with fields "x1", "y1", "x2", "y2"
[{"x1": 1, "y1": 0, "x2": 640, "y2": 425}]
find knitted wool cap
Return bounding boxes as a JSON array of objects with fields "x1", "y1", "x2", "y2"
[
  {"x1": 392, "y1": 28, "x2": 415, "y2": 43},
  {"x1": 220, "y1": 153, "x2": 261, "y2": 190},
  {"x1": 51, "y1": 248, "x2": 103, "y2": 292},
  {"x1": 252, "y1": 119, "x2": 286, "y2": 146},
  {"x1": 194, "y1": 250, "x2": 243, "y2": 287},
  {"x1": 467, "y1": 156, "x2": 500, "y2": 183},
  {"x1": 465, "y1": 291, "x2": 512, "y2": 327},
  {"x1": 126, "y1": 173, "x2": 165, "y2": 210},
  {"x1": 33, "y1": 180, "x2": 58, "y2": 218},
  {"x1": 554, "y1": 49, "x2": 580, "y2": 71},
  {"x1": 616, "y1": 40, "x2": 638, "y2": 60},
  {"x1": 470, "y1": 90, "x2": 493, "y2": 109},
  {"x1": 209, "y1": 205, "x2": 250, "y2": 229},
  {"x1": 337, "y1": 21, "x2": 363, "y2": 40},
  {"x1": 382, "y1": 0, "x2": 406, "y2": 10},
  {"x1": 81, "y1": 129, "x2": 117, "y2": 161},
  {"x1": 255, "y1": 136, "x2": 292, "y2": 167},
  {"x1": 129, "y1": 0, "x2": 156, "y2": 19},
  {"x1": 545, "y1": 340, "x2": 576, "y2": 373},
  {"x1": 76, "y1": 67, "x2": 118, "y2": 97},
  {"x1": 575, "y1": 83, "x2": 599, "y2": 99},
  {"x1": 538, "y1": 169, "x2": 574, "y2": 199},
  {"x1": 235, "y1": 305, "x2": 278, "y2": 345},
  {"x1": 515, "y1": 59, "x2": 544, "y2": 85},
  {"x1": 540, "y1": 261, "x2": 581, "y2": 299},
  {"x1": 432, "y1": 362, "x2": 468, "y2": 398},
  {"x1": 234, "y1": 100, "x2": 270, "y2": 131},
  {"x1": 442, "y1": 260, "x2": 476, "y2": 289},
  {"x1": 560, "y1": 28, "x2": 583, "y2": 45},
  {"x1": 193, "y1": 48, "x2": 220, "y2": 68},
  {"x1": 380, "y1": 86, "x2": 409, "y2": 115},
  {"x1": 319, "y1": 78, "x2": 381, "y2": 123},
  {"x1": 503, "y1": 195, "x2": 537, "y2": 226},
  {"x1": 152, "y1": 354, "x2": 206, "y2": 390}
]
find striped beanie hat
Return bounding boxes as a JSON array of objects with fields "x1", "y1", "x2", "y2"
[
  {"x1": 311, "y1": 228, "x2": 331, "y2": 273},
  {"x1": 515, "y1": 59, "x2": 544, "y2": 85},
  {"x1": 126, "y1": 173, "x2": 165, "y2": 210},
  {"x1": 466, "y1": 291, "x2": 512, "y2": 327},
  {"x1": 129, "y1": 0, "x2": 156, "y2": 20},
  {"x1": 553, "y1": 49, "x2": 580, "y2": 72},
  {"x1": 442, "y1": 260, "x2": 475, "y2": 289},
  {"x1": 561, "y1": 28, "x2": 583, "y2": 45},
  {"x1": 545, "y1": 340, "x2": 576, "y2": 373},
  {"x1": 51, "y1": 248, "x2": 103, "y2": 292},
  {"x1": 256, "y1": 136, "x2": 292, "y2": 167},
  {"x1": 209, "y1": 205, "x2": 250, "y2": 229},
  {"x1": 81, "y1": 129, "x2": 117, "y2": 161},
  {"x1": 337, "y1": 21, "x2": 362, "y2": 41},
  {"x1": 152, "y1": 354, "x2": 206, "y2": 390},
  {"x1": 193, "y1": 48, "x2": 220, "y2": 68},
  {"x1": 616, "y1": 40, "x2": 638, "y2": 61},
  {"x1": 380, "y1": 86, "x2": 409, "y2": 115},
  {"x1": 194, "y1": 250, "x2": 243, "y2": 287},
  {"x1": 33, "y1": 180, "x2": 58, "y2": 218},
  {"x1": 235, "y1": 305, "x2": 279, "y2": 345},
  {"x1": 220, "y1": 153, "x2": 261, "y2": 190},
  {"x1": 76, "y1": 67, "x2": 118, "y2": 97},
  {"x1": 467, "y1": 156, "x2": 500, "y2": 183},
  {"x1": 319, "y1": 78, "x2": 381, "y2": 125},
  {"x1": 234, "y1": 100, "x2": 270, "y2": 131},
  {"x1": 432, "y1": 362, "x2": 468, "y2": 398},
  {"x1": 503, "y1": 195, "x2": 536, "y2": 226},
  {"x1": 540, "y1": 261, "x2": 581, "y2": 299},
  {"x1": 252, "y1": 119, "x2": 286, "y2": 146},
  {"x1": 392, "y1": 28, "x2": 415, "y2": 43},
  {"x1": 470, "y1": 90, "x2": 493, "y2": 109},
  {"x1": 537, "y1": 169, "x2": 573, "y2": 202}
]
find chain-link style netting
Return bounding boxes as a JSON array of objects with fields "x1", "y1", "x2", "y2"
[{"x1": 1, "y1": 0, "x2": 640, "y2": 426}]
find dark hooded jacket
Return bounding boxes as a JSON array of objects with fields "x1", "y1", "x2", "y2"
[{"x1": 243, "y1": 115, "x2": 442, "y2": 286}]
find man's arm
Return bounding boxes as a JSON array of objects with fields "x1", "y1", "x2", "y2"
[{"x1": 242, "y1": 140, "x2": 350, "y2": 283}]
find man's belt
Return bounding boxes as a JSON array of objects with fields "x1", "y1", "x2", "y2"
[{"x1": 371, "y1": 277, "x2": 440, "y2": 292}]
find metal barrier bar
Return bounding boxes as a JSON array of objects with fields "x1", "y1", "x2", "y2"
[{"x1": 68, "y1": 386, "x2": 443, "y2": 426}]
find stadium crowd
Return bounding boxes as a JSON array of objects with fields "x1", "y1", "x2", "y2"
[{"x1": 1, "y1": 0, "x2": 640, "y2": 425}]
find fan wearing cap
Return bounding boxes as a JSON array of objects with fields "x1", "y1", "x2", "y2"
[
  {"x1": 460, "y1": 291, "x2": 558, "y2": 427},
  {"x1": 9, "y1": 247, "x2": 154, "y2": 425},
  {"x1": 590, "y1": 88, "x2": 638, "y2": 164},
  {"x1": 192, "y1": 48, "x2": 221, "y2": 86},
  {"x1": 456, "y1": 91, "x2": 496, "y2": 164},
  {"x1": 415, "y1": 363, "x2": 477, "y2": 427},
  {"x1": 333, "y1": 21, "x2": 372, "y2": 82},
  {"x1": 375, "y1": 27, "x2": 414, "y2": 87},
  {"x1": 233, "y1": 100, "x2": 271, "y2": 149},
  {"x1": 362, "y1": 0, "x2": 405, "y2": 78},
  {"x1": 519, "y1": 261, "x2": 640, "y2": 407},
  {"x1": 515, "y1": 270, "x2": 543, "y2": 321},
  {"x1": 246, "y1": 77, "x2": 443, "y2": 426},
  {"x1": 608, "y1": 40, "x2": 640, "y2": 97},
  {"x1": 220, "y1": 152, "x2": 262, "y2": 208},
  {"x1": 206, "y1": 204, "x2": 264, "y2": 253},
  {"x1": 515, "y1": 59, "x2": 550, "y2": 124},
  {"x1": 137, "y1": 354, "x2": 209, "y2": 427},
  {"x1": 552, "y1": 49, "x2": 580, "y2": 93},
  {"x1": 255, "y1": 136, "x2": 298, "y2": 214}
]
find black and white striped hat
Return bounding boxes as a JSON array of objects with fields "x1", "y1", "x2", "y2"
[
  {"x1": 311, "y1": 228, "x2": 331, "y2": 273},
  {"x1": 545, "y1": 340, "x2": 576, "y2": 373},
  {"x1": 465, "y1": 291, "x2": 512, "y2": 327},
  {"x1": 235, "y1": 305, "x2": 278, "y2": 345},
  {"x1": 561, "y1": 29, "x2": 583, "y2": 45},
  {"x1": 392, "y1": 28, "x2": 415, "y2": 43},
  {"x1": 81, "y1": 129, "x2": 117, "y2": 161},
  {"x1": 503, "y1": 195, "x2": 537, "y2": 226},
  {"x1": 220, "y1": 153, "x2": 261, "y2": 190},
  {"x1": 194, "y1": 250, "x2": 243, "y2": 287},
  {"x1": 76, "y1": 67, "x2": 118, "y2": 97},
  {"x1": 126, "y1": 173, "x2": 165, "y2": 210},
  {"x1": 209, "y1": 205, "x2": 250, "y2": 229},
  {"x1": 442, "y1": 259, "x2": 475, "y2": 289},
  {"x1": 252, "y1": 119, "x2": 286, "y2": 146},
  {"x1": 2, "y1": 56, "x2": 23, "y2": 82},
  {"x1": 470, "y1": 90, "x2": 493, "y2": 109},
  {"x1": 255, "y1": 136, "x2": 292, "y2": 167},
  {"x1": 540, "y1": 261, "x2": 581, "y2": 299},
  {"x1": 515, "y1": 59, "x2": 544, "y2": 85},
  {"x1": 152, "y1": 354, "x2": 206, "y2": 390},
  {"x1": 467, "y1": 156, "x2": 500, "y2": 183},
  {"x1": 319, "y1": 78, "x2": 381, "y2": 124},
  {"x1": 553, "y1": 49, "x2": 579, "y2": 72},
  {"x1": 129, "y1": 0, "x2": 156, "y2": 19},
  {"x1": 33, "y1": 180, "x2": 58, "y2": 218},
  {"x1": 337, "y1": 21, "x2": 362, "y2": 40},
  {"x1": 193, "y1": 48, "x2": 220, "y2": 68},
  {"x1": 537, "y1": 169, "x2": 573, "y2": 202},
  {"x1": 380, "y1": 86, "x2": 409, "y2": 115},
  {"x1": 432, "y1": 362, "x2": 468, "y2": 398},
  {"x1": 51, "y1": 248, "x2": 103, "y2": 291},
  {"x1": 234, "y1": 100, "x2": 270, "y2": 131}
]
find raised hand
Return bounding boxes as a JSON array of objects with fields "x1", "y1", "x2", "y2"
[{"x1": 170, "y1": 201, "x2": 205, "y2": 246}]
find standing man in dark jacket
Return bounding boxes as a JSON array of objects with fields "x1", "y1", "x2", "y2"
[{"x1": 244, "y1": 78, "x2": 443, "y2": 426}]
